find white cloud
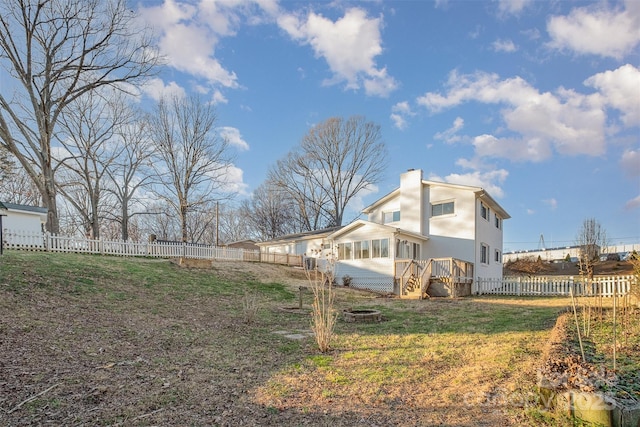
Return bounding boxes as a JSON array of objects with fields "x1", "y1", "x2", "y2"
[
  {"x1": 390, "y1": 101, "x2": 415, "y2": 130},
  {"x1": 584, "y1": 64, "x2": 640, "y2": 127},
  {"x1": 416, "y1": 69, "x2": 627, "y2": 162},
  {"x1": 434, "y1": 117, "x2": 465, "y2": 144},
  {"x1": 278, "y1": 8, "x2": 397, "y2": 97},
  {"x1": 429, "y1": 169, "x2": 509, "y2": 199},
  {"x1": 625, "y1": 194, "x2": 640, "y2": 210},
  {"x1": 139, "y1": 0, "x2": 261, "y2": 90},
  {"x1": 620, "y1": 149, "x2": 640, "y2": 178},
  {"x1": 547, "y1": 0, "x2": 640, "y2": 60},
  {"x1": 211, "y1": 89, "x2": 228, "y2": 105},
  {"x1": 491, "y1": 38, "x2": 517, "y2": 53},
  {"x1": 221, "y1": 164, "x2": 249, "y2": 196},
  {"x1": 496, "y1": 0, "x2": 533, "y2": 16},
  {"x1": 218, "y1": 127, "x2": 250, "y2": 151},
  {"x1": 542, "y1": 198, "x2": 558, "y2": 210},
  {"x1": 141, "y1": 78, "x2": 187, "y2": 101},
  {"x1": 472, "y1": 134, "x2": 552, "y2": 162}
]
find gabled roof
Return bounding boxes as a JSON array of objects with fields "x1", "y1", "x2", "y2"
[
  {"x1": 1, "y1": 202, "x2": 48, "y2": 214},
  {"x1": 361, "y1": 179, "x2": 510, "y2": 219},
  {"x1": 327, "y1": 219, "x2": 429, "y2": 242},
  {"x1": 256, "y1": 226, "x2": 342, "y2": 246}
]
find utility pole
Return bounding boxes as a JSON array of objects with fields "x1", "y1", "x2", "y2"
[{"x1": 216, "y1": 201, "x2": 219, "y2": 247}]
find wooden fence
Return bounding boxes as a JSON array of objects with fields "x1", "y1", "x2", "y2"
[
  {"x1": 1, "y1": 229, "x2": 301, "y2": 266},
  {"x1": 476, "y1": 275, "x2": 634, "y2": 297}
]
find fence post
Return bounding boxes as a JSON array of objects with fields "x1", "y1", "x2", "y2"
[
  {"x1": 517, "y1": 276, "x2": 521, "y2": 296},
  {"x1": 44, "y1": 231, "x2": 50, "y2": 252}
]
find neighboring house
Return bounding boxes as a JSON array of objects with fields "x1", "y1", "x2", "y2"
[
  {"x1": 0, "y1": 201, "x2": 47, "y2": 233},
  {"x1": 225, "y1": 239, "x2": 260, "y2": 251},
  {"x1": 256, "y1": 226, "x2": 341, "y2": 257},
  {"x1": 258, "y1": 169, "x2": 510, "y2": 296}
]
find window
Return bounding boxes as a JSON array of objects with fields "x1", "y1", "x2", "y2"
[
  {"x1": 481, "y1": 243, "x2": 489, "y2": 264},
  {"x1": 432, "y1": 201, "x2": 455, "y2": 217},
  {"x1": 495, "y1": 215, "x2": 502, "y2": 229},
  {"x1": 361, "y1": 240, "x2": 370, "y2": 259},
  {"x1": 396, "y1": 240, "x2": 420, "y2": 260},
  {"x1": 481, "y1": 202, "x2": 490, "y2": 220},
  {"x1": 353, "y1": 240, "x2": 371, "y2": 259},
  {"x1": 495, "y1": 249, "x2": 501, "y2": 263},
  {"x1": 383, "y1": 210, "x2": 400, "y2": 224},
  {"x1": 372, "y1": 238, "x2": 389, "y2": 258},
  {"x1": 337, "y1": 243, "x2": 352, "y2": 260}
]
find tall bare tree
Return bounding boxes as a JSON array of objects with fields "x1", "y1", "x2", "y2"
[
  {"x1": 149, "y1": 94, "x2": 234, "y2": 243},
  {"x1": 55, "y1": 89, "x2": 130, "y2": 239},
  {"x1": 0, "y1": 0, "x2": 159, "y2": 232},
  {"x1": 576, "y1": 218, "x2": 608, "y2": 279},
  {"x1": 269, "y1": 116, "x2": 387, "y2": 229},
  {"x1": 104, "y1": 109, "x2": 154, "y2": 241},
  {"x1": 241, "y1": 180, "x2": 300, "y2": 240}
]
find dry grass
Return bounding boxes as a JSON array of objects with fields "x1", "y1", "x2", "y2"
[{"x1": 0, "y1": 251, "x2": 581, "y2": 426}]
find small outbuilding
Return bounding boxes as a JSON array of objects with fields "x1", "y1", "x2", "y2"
[{"x1": 0, "y1": 202, "x2": 48, "y2": 233}]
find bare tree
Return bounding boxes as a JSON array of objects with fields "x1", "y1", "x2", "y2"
[
  {"x1": 269, "y1": 116, "x2": 387, "y2": 228},
  {"x1": 0, "y1": 0, "x2": 159, "y2": 233},
  {"x1": 0, "y1": 160, "x2": 42, "y2": 206},
  {"x1": 218, "y1": 203, "x2": 254, "y2": 244},
  {"x1": 55, "y1": 89, "x2": 130, "y2": 239},
  {"x1": 104, "y1": 110, "x2": 155, "y2": 241},
  {"x1": 149, "y1": 94, "x2": 235, "y2": 242},
  {"x1": 269, "y1": 153, "x2": 330, "y2": 231},
  {"x1": 240, "y1": 180, "x2": 300, "y2": 240},
  {"x1": 576, "y1": 218, "x2": 608, "y2": 279}
]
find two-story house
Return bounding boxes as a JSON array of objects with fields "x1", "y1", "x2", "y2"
[
  {"x1": 257, "y1": 168, "x2": 510, "y2": 297},
  {"x1": 325, "y1": 169, "x2": 509, "y2": 296}
]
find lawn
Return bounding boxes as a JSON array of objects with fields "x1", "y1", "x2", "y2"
[{"x1": 0, "y1": 251, "x2": 578, "y2": 426}]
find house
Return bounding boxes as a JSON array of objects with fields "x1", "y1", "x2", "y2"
[
  {"x1": 258, "y1": 169, "x2": 510, "y2": 297},
  {"x1": 255, "y1": 226, "x2": 342, "y2": 257},
  {"x1": 225, "y1": 239, "x2": 260, "y2": 251},
  {"x1": 0, "y1": 201, "x2": 47, "y2": 233}
]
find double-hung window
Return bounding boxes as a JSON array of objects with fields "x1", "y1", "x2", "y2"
[
  {"x1": 481, "y1": 243, "x2": 489, "y2": 264},
  {"x1": 481, "y1": 202, "x2": 490, "y2": 221}
]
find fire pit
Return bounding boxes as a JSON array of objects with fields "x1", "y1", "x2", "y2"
[{"x1": 342, "y1": 309, "x2": 382, "y2": 323}]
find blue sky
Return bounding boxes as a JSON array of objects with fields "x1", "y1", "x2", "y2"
[{"x1": 135, "y1": 0, "x2": 640, "y2": 252}]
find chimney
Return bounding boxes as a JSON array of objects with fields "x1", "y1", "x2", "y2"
[{"x1": 399, "y1": 169, "x2": 423, "y2": 234}]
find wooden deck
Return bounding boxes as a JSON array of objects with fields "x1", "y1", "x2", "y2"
[{"x1": 394, "y1": 258, "x2": 474, "y2": 299}]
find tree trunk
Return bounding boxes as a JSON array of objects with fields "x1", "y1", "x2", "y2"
[
  {"x1": 43, "y1": 169, "x2": 60, "y2": 234},
  {"x1": 181, "y1": 204, "x2": 188, "y2": 243}
]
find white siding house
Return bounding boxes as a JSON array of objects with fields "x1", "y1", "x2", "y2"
[
  {"x1": 257, "y1": 169, "x2": 510, "y2": 294},
  {"x1": 255, "y1": 227, "x2": 341, "y2": 257},
  {"x1": 1, "y1": 202, "x2": 47, "y2": 233}
]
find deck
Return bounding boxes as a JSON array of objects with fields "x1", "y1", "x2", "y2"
[{"x1": 394, "y1": 258, "x2": 474, "y2": 299}]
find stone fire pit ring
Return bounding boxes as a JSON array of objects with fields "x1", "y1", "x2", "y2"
[{"x1": 342, "y1": 309, "x2": 382, "y2": 323}]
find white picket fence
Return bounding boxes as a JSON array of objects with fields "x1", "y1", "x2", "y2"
[
  {"x1": 476, "y1": 275, "x2": 634, "y2": 297},
  {"x1": 2, "y1": 229, "x2": 263, "y2": 263}
]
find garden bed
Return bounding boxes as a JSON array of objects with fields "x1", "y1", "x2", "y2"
[{"x1": 538, "y1": 307, "x2": 640, "y2": 426}]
